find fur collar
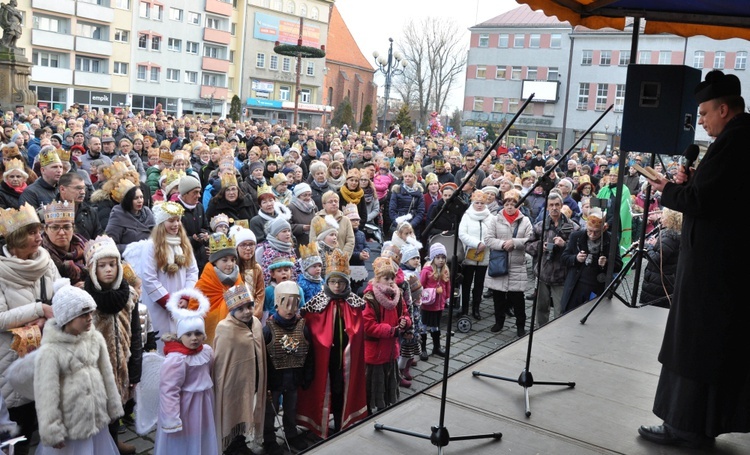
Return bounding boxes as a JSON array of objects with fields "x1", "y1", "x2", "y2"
[{"x1": 303, "y1": 290, "x2": 365, "y2": 314}]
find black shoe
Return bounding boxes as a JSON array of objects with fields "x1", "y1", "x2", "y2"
[
  {"x1": 419, "y1": 351, "x2": 429, "y2": 361},
  {"x1": 638, "y1": 425, "x2": 714, "y2": 448},
  {"x1": 263, "y1": 440, "x2": 284, "y2": 455},
  {"x1": 490, "y1": 324, "x2": 502, "y2": 333},
  {"x1": 118, "y1": 420, "x2": 127, "y2": 434},
  {"x1": 482, "y1": 289, "x2": 493, "y2": 298},
  {"x1": 472, "y1": 309, "x2": 482, "y2": 320},
  {"x1": 517, "y1": 327, "x2": 527, "y2": 337},
  {"x1": 288, "y1": 435, "x2": 309, "y2": 451},
  {"x1": 525, "y1": 293, "x2": 536, "y2": 301},
  {"x1": 432, "y1": 346, "x2": 446, "y2": 357}
]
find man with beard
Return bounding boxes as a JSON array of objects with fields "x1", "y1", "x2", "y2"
[{"x1": 78, "y1": 136, "x2": 111, "y2": 173}]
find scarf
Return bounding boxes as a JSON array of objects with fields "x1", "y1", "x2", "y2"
[
  {"x1": 401, "y1": 183, "x2": 420, "y2": 195},
  {"x1": 163, "y1": 340, "x2": 204, "y2": 356},
  {"x1": 363, "y1": 184, "x2": 375, "y2": 204},
  {"x1": 165, "y1": 234, "x2": 186, "y2": 273},
  {"x1": 258, "y1": 210, "x2": 275, "y2": 223},
  {"x1": 466, "y1": 206, "x2": 491, "y2": 221},
  {"x1": 0, "y1": 245, "x2": 54, "y2": 287},
  {"x1": 327, "y1": 174, "x2": 346, "y2": 191},
  {"x1": 311, "y1": 179, "x2": 329, "y2": 190},
  {"x1": 178, "y1": 194, "x2": 197, "y2": 210},
  {"x1": 291, "y1": 197, "x2": 316, "y2": 214},
  {"x1": 267, "y1": 235, "x2": 293, "y2": 253},
  {"x1": 42, "y1": 234, "x2": 87, "y2": 284},
  {"x1": 249, "y1": 176, "x2": 265, "y2": 188},
  {"x1": 12, "y1": 182, "x2": 27, "y2": 194},
  {"x1": 84, "y1": 277, "x2": 131, "y2": 315},
  {"x1": 503, "y1": 209, "x2": 520, "y2": 225},
  {"x1": 302, "y1": 270, "x2": 323, "y2": 283},
  {"x1": 324, "y1": 281, "x2": 352, "y2": 299},
  {"x1": 340, "y1": 185, "x2": 364, "y2": 205},
  {"x1": 372, "y1": 282, "x2": 400, "y2": 309},
  {"x1": 215, "y1": 265, "x2": 240, "y2": 286}
]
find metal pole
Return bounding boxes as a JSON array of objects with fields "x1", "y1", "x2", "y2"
[
  {"x1": 293, "y1": 17, "x2": 303, "y2": 126},
  {"x1": 382, "y1": 38, "x2": 394, "y2": 132}
]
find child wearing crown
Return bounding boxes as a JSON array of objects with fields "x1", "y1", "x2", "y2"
[
  {"x1": 297, "y1": 242, "x2": 323, "y2": 302},
  {"x1": 248, "y1": 182, "x2": 286, "y2": 245},
  {"x1": 270, "y1": 172, "x2": 291, "y2": 207},
  {"x1": 194, "y1": 233, "x2": 243, "y2": 346}
]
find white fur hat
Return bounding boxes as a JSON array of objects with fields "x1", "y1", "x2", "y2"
[
  {"x1": 52, "y1": 278, "x2": 97, "y2": 326},
  {"x1": 166, "y1": 288, "x2": 210, "y2": 338},
  {"x1": 84, "y1": 235, "x2": 123, "y2": 290},
  {"x1": 230, "y1": 226, "x2": 256, "y2": 246}
]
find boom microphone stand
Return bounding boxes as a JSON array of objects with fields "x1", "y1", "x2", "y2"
[
  {"x1": 374, "y1": 95, "x2": 537, "y2": 453},
  {"x1": 471, "y1": 105, "x2": 614, "y2": 417}
]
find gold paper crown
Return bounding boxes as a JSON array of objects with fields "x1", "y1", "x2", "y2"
[
  {"x1": 521, "y1": 171, "x2": 533, "y2": 181},
  {"x1": 122, "y1": 261, "x2": 138, "y2": 286},
  {"x1": 224, "y1": 284, "x2": 253, "y2": 311},
  {"x1": 325, "y1": 248, "x2": 350, "y2": 277},
  {"x1": 220, "y1": 171, "x2": 238, "y2": 189},
  {"x1": 42, "y1": 201, "x2": 75, "y2": 224},
  {"x1": 219, "y1": 152, "x2": 235, "y2": 172},
  {"x1": 424, "y1": 172, "x2": 438, "y2": 185},
  {"x1": 433, "y1": 159, "x2": 445, "y2": 168},
  {"x1": 102, "y1": 161, "x2": 130, "y2": 181},
  {"x1": 4, "y1": 157, "x2": 25, "y2": 174},
  {"x1": 311, "y1": 215, "x2": 337, "y2": 235},
  {"x1": 210, "y1": 213, "x2": 231, "y2": 230},
  {"x1": 373, "y1": 256, "x2": 396, "y2": 278},
  {"x1": 153, "y1": 200, "x2": 185, "y2": 220},
  {"x1": 299, "y1": 242, "x2": 320, "y2": 261},
  {"x1": 493, "y1": 162, "x2": 504, "y2": 172},
  {"x1": 403, "y1": 163, "x2": 417, "y2": 176},
  {"x1": 161, "y1": 169, "x2": 183, "y2": 188},
  {"x1": 0, "y1": 203, "x2": 41, "y2": 237},
  {"x1": 209, "y1": 232, "x2": 236, "y2": 254},
  {"x1": 159, "y1": 149, "x2": 174, "y2": 164},
  {"x1": 111, "y1": 178, "x2": 136, "y2": 202},
  {"x1": 159, "y1": 140, "x2": 171, "y2": 149},
  {"x1": 56, "y1": 148, "x2": 71, "y2": 162},
  {"x1": 38, "y1": 148, "x2": 62, "y2": 167},
  {"x1": 270, "y1": 173, "x2": 288, "y2": 187},
  {"x1": 101, "y1": 128, "x2": 112, "y2": 137},
  {"x1": 173, "y1": 151, "x2": 189, "y2": 162},
  {"x1": 471, "y1": 190, "x2": 491, "y2": 203},
  {"x1": 256, "y1": 182, "x2": 274, "y2": 199}
]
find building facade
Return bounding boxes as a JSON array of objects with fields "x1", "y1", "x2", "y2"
[{"x1": 464, "y1": 4, "x2": 750, "y2": 151}]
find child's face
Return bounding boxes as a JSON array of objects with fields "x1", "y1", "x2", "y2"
[
  {"x1": 132, "y1": 278, "x2": 143, "y2": 301},
  {"x1": 350, "y1": 218, "x2": 360, "y2": 230},
  {"x1": 398, "y1": 226, "x2": 413, "y2": 239},
  {"x1": 324, "y1": 231, "x2": 338, "y2": 247},
  {"x1": 276, "y1": 228, "x2": 292, "y2": 243},
  {"x1": 276, "y1": 294, "x2": 300, "y2": 320},
  {"x1": 215, "y1": 224, "x2": 229, "y2": 235},
  {"x1": 180, "y1": 330, "x2": 206, "y2": 350},
  {"x1": 63, "y1": 311, "x2": 93, "y2": 336},
  {"x1": 376, "y1": 275, "x2": 395, "y2": 286},
  {"x1": 96, "y1": 257, "x2": 119, "y2": 286},
  {"x1": 164, "y1": 216, "x2": 181, "y2": 235},
  {"x1": 406, "y1": 257, "x2": 420, "y2": 268},
  {"x1": 433, "y1": 254, "x2": 446, "y2": 267},
  {"x1": 215, "y1": 255, "x2": 236, "y2": 274},
  {"x1": 271, "y1": 266, "x2": 292, "y2": 283},
  {"x1": 232, "y1": 302, "x2": 254, "y2": 323},
  {"x1": 306, "y1": 263, "x2": 322, "y2": 278}
]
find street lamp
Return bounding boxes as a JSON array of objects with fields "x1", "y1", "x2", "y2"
[{"x1": 373, "y1": 38, "x2": 407, "y2": 133}]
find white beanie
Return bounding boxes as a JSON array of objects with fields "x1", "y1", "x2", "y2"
[
  {"x1": 293, "y1": 182, "x2": 311, "y2": 197},
  {"x1": 84, "y1": 235, "x2": 123, "y2": 291},
  {"x1": 52, "y1": 278, "x2": 97, "y2": 327},
  {"x1": 166, "y1": 288, "x2": 209, "y2": 338},
  {"x1": 229, "y1": 226, "x2": 256, "y2": 246},
  {"x1": 152, "y1": 201, "x2": 184, "y2": 225}
]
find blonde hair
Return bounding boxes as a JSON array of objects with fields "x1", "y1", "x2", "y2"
[
  {"x1": 151, "y1": 222, "x2": 194, "y2": 272},
  {"x1": 660, "y1": 208, "x2": 683, "y2": 232}
]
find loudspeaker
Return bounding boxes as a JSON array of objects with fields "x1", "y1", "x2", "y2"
[{"x1": 620, "y1": 64, "x2": 702, "y2": 155}]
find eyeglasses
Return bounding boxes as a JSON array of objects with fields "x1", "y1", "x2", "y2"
[
  {"x1": 237, "y1": 243, "x2": 255, "y2": 249},
  {"x1": 47, "y1": 224, "x2": 73, "y2": 232},
  {"x1": 328, "y1": 279, "x2": 347, "y2": 286}
]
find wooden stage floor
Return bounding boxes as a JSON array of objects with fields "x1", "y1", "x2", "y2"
[{"x1": 306, "y1": 298, "x2": 750, "y2": 454}]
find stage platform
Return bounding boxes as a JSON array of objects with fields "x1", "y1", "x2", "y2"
[{"x1": 306, "y1": 298, "x2": 750, "y2": 454}]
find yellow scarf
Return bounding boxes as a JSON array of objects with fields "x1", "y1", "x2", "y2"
[{"x1": 340, "y1": 185, "x2": 364, "y2": 205}]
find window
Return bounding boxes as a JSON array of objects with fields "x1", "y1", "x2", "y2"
[
  {"x1": 186, "y1": 42, "x2": 199, "y2": 54},
  {"x1": 188, "y1": 12, "x2": 201, "y2": 25},
  {"x1": 476, "y1": 65, "x2": 486, "y2": 79},
  {"x1": 76, "y1": 22, "x2": 103, "y2": 40},
  {"x1": 114, "y1": 29, "x2": 129, "y2": 43},
  {"x1": 185, "y1": 71, "x2": 197, "y2": 84},
  {"x1": 495, "y1": 66, "x2": 506, "y2": 79},
  {"x1": 168, "y1": 38, "x2": 181, "y2": 52},
  {"x1": 150, "y1": 67, "x2": 160, "y2": 82},
  {"x1": 151, "y1": 36, "x2": 161, "y2": 51},
  {"x1": 151, "y1": 5, "x2": 163, "y2": 20},
  {"x1": 231, "y1": 23, "x2": 237, "y2": 35},
  {"x1": 527, "y1": 67, "x2": 537, "y2": 80},
  {"x1": 492, "y1": 97, "x2": 504, "y2": 112},
  {"x1": 33, "y1": 15, "x2": 62, "y2": 33},
  {"x1": 300, "y1": 89, "x2": 310, "y2": 103},
  {"x1": 138, "y1": 34, "x2": 147, "y2": 49},
  {"x1": 270, "y1": 55, "x2": 278, "y2": 70},
  {"x1": 638, "y1": 50, "x2": 650, "y2": 64},
  {"x1": 137, "y1": 64, "x2": 147, "y2": 80},
  {"x1": 581, "y1": 50, "x2": 592, "y2": 65},
  {"x1": 615, "y1": 84, "x2": 625, "y2": 112},
  {"x1": 166, "y1": 68, "x2": 179, "y2": 81},
  {"x1": 204, "y1": 45, "x2": 224, "y2": 59},
  {"x1": 619, "y1": 50, "x2": 630, "y2": 65},
  {"x1": 659, "y1": 51, "x2": 671, "y2": 64},
  {"x1": 577, "y1": 83, "x2": 589, "y2": 110},
  {"x1": 543, "y1": 103, "x2": 555, "y2": 116},
  {"x1": 478, "y1": 34, "x2": 489, "y2": 48},
  {"x1": 498, "y1": 34, "x2": 508, "y2": 48},
  {"x1": 550, "y1": 33, "x2": 562, "y2": 48},
  {"x1": 202, "y1": 73, "x2": 225, "y2": 86},
  {"x1": 306, "y1": 62, "x2": 314, "y2": 76},
  {"x1": 736, "y1": 51, "x2": 747, "y2": 70},
  {"x1": 206, "y1": 17, "x2": 222, "y2": 30},
  {"x1": 76, "y1": 56, "x2": 104, "y2": 73},
  {"x1": 139, "y1": 1, "x2": 149, "y2": 18},
  {"x1": 32, "y1": 51, "x2": 62, "y2": 68},
  {"x1": 300, "y1": 4, "x2": 307, "y2": 17},
  {"x1": 547, "y1": 67, "x2": 559, "y2": 81},
  {"x1": 693, "y1": 50, "x2": 705, "y2": 69},
  {"x1": 114, "y1": 0, "x2": 130, "y2": 9},
  {"x1": 282, "y1": 57, "x2": 291, "y2": 72},
  {"x1": 596, "y1": 83, "x2": 608, "y2": 110},
  {"x1": 229, "y1": 50, "x2": 235, "y2": 61},
  {"x1": 169, "y1": 8, "x2": 183, "y2": 21},
  {"x1": 473, "y1": 97, "x2": 484, "y2": 111},
  {"x1": 529, "y1": 34, "x2": 540, "y2": 48},
  {"x1": 508, "y1": 98, "x2": 519, "y2": 114},
  {"x1": 511, "y1": 66, "x2": 522, "y2": 80},
  {"x1": 113, "y1": 61, "x2": 128, "y2": 75},
  {"x1": 256, "y1": 52, "x2": 265, "y2": 68},
  {"x1": 713, "y1": 51, "x2": 725, "y2": 69},
  {"x1": 600, "y1": 50, "x2": 611, "y2": 65},
  {"x1": 286, "y1": 1, "x2": 295, "y2": 14},
  {"x1": 279, "y1": 86, "x2": 291, "y2": 101},
  {"x1": 513, "y1": 34, "x2": 524, "y2": 48},
  {"x1": 310, "y1": 7, "x2": 319, "y2": 19}
]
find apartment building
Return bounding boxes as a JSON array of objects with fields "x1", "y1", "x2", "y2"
[{"x1": 465, "y1": 4, "x2": 750, "y2": 151}]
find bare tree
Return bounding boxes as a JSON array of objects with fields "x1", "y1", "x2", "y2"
[{"x1": 393, "y1": 17, "x2": 466, "y2": 129}]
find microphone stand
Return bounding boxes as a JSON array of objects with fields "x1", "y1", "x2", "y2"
[
  {"x1": 471, "y1": 105, "x2": 613, "y2": 417},
  {"x1": 374, "y1": 95, "x2": 536, "y2": 453}
]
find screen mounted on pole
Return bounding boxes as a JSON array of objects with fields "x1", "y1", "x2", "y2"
[{"x1": 521, "y1": 80, "x2": 559, "y2": 103}]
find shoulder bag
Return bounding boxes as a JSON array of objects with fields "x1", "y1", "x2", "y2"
[{"x1": 488, "y1": 222, "x2": 521, "y2": 278}]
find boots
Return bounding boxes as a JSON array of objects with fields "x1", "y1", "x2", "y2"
[
  {"x1": 517, "y1": 318, "x2": 527, "y2": 337},
  {"x1": 399, "y1": 374, "x2": 412, "y2": 388},
  {"x1": 401, "y1": 358, "x2": 413, "y2": 380},
  {"x1": 472, "y1": 302, "x2": 482, "y2": 320},
  {"x1": 117, "y1": 440, "x2": 137, "y2": 455},
  {"x1": 431, "y1": 331, "x2": 446, "y2": 357},
  {"x1": 419, "y1": 333, "x2": 429, "y2": 361}
]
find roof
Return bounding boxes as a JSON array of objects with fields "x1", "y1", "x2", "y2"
[
  {"x1": 326, "y1": 4, "x2": 373, "y2": 70},
  {"x1": 475, "y1": 4, "x2": 569, "y2": 28}
]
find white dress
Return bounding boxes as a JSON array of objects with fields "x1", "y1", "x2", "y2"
[{"x1": 34, "y1": 428, "x2": 118, "y2": 455}]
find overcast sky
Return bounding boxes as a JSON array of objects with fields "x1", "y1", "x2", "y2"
[{"x1": 334, "y1": 0, "x2": 523, "y2": 112}]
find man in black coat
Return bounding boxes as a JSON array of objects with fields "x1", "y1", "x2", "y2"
[
  {"x1": 57, "y1": 172, "x2": 103, "y2": 241},
  {"x1": 639, "y1": 70, "x2": 750, "y2": 447}
]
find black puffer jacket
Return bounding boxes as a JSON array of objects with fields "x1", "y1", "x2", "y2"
[{"x1": 639, "y1": 229, "x2": 681, "y2": 308}]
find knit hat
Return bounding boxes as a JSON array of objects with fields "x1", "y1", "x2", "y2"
[
  {"x1": 224, "y1": 284, "x2": 253, "y2": 312},
  {"x1": 400, "y1": 244, "x2": 420, "y2": 264},
  {"x1": 274, "y1": 281, "x2": 301, "y2": 312},
  {"x1": 178, "y1": 175, "x2": 201, "y2": 196},
  {"x1": 52, "y1": 278, "x2": 97, "y2": 327},
  {"x1": 266, "y1": 216, "x2": 291, "y2": 239},
  {"x1": 268, "y1": 256, "x2": 295, "y2": 271},
  {"x1": 342, "y1": 203, "x2": 360, "y2": 221},
  {"x1": 152, "y1": 201, "x2": 185, "y2": 225},
  {"x1": 249, "y1": 161, "x2": 264, "y2": 173},
  {"x1": 166, "y1": 288, "x2": 209, "y2": 338},
  {"x1": 429, "y1": 242, "x2": 447, "y2": 260},
  {"x1": 312, "y1": 214, "x2": 339, "y2": 242},
  {"x1": 293, "y1": 182, "x2": 311, "y2": 197},
  {"x1": 229, "y1": 226, "x2": 256, "y2": 246},
  {"x1": 299, "y1": 242, "x2": 322, "y2": 271},
  {"x1": 481, "y1": 186, "x2": 500, "y2": 197},
  {"x1": 84, "y1": 235, "x2": 123, "y2": 291},
  {"x1": 209, "y1": 232, "x2": 237, "y2": 263}
]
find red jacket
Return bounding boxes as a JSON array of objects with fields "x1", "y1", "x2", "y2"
[
  {"x1": 419, "y1": 265, "x2": 451, "y2": 312},
  {"x1": 363, "y1": 290, "x2": 411, "y2": 365}
]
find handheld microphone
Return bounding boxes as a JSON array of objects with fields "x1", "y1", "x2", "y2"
[{"x1": 678, "y1": 144, "x2": 700, "y2": 177}]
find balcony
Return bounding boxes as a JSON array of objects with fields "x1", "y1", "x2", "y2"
[
  {"x1": 75, "y1": 71, "x2": 111, "y2": 88},
  {"x1": 77, "y1": 1, "x2": 114, "y2": 22},
  {"x1": 31, "y1": 66, "x2": 73, "y2": 85},
  {"x1": 205, "y1": 0, "x2": 232, "y2": 17},
  {"x1": 202, "y1": 57, "x2": 230, "y2": 73},
  {"x1": 203, "y1": 28, "x2": 231, "y2": 45},
  {"x1": 33, "y1": 0, "x2": 75, "y2": 15},
  {"x1": 32, "y1": 29, "x2": 74, "y2": 51},
  {"x1": 200, "y1": 85, "x2": 228, "y2": 99},
  {"x1": 76, "y1": 37, "x2": 113, "y2": 56}
]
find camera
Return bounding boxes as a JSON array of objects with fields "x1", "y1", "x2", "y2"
[{"x1": 545, "y1": 241, "x2": 555, "y2": 260}]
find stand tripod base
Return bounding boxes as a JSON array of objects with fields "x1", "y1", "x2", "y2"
[
  {"x1": 374, "y1": 423, "x2": 501, "y2": 450},
  {"x1": 472, "y1": 369, "x2": 575, "y2": 417}
]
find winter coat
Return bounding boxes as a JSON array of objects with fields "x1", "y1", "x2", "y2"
[
  {"x1": 0, "y1": 246, "x2": 61, "y2": 408},
  {"x1": 289, "y1": 200, "x2": 317, "y2": 252},
  {"x1": 34, "y1": 319, "x2": 123, "y2": 447},
  {"x1": 388, "y1": 183, "x2": 425, "y2": 237},
  {"x1": 90, "y1": 189, "x2": 117, "y2": 230},
  {"x1": 146, "y1": 165, "x2": 162, "y2": 194},
  {"x1": 419, "y1": 265, "x2": 450, "y2": 312},
  {"x1": 72, "y1": 200, "x2": 103, "y2": 241},
  {"x1": 425, "y1": 198, "x2": 467, "y2": 238},
  {"x1": 373, "y1": 174, "x2": 393, "y2": 200},
  {"x1": 309, "y1": 180, "x2": 330, "y2": 211},
  {"x1": 105, "y1": 205, "x2": 156, "y2": 253},
  {"x1": 205, "y1": 194, "x2": 256, "y2": 226},
  {"x1": 483, "y1": 211, "x2": 533, "y2": 292},
  {"x1": 0, "y1": 181, "x2": 22, "y2": 209},
  {"x1": 639, "y1": 229, "x2": 681, "y2": 307},
  {"x1": 177, "y1": 197, "x2": 210, "y2": 273},
  {"x1": 307, "y1": 209, "x2": 355, "y2": 259},
  {"x1": 19, "y1": 177, "x2": 56, "y2": 208},
  {"x1": 525, "y1": 214, "x2": 577, "y2": 285},
  {"x1": 362, "y1": 290, "x2": 410, "y2": 365},
  {"x1": 458, "y1": 206, "x2": 492, "y2": 266}
]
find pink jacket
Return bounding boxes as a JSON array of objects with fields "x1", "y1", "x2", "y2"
[
  {"x1": 419, "y1": 265, "x2": 451, "y2": 312},
  {"x1": 374, "y1": 174, "x2": 394, "y2": 200},
  {"x1": 363, "y1": 292, "x2": 411, "y2": 365}
]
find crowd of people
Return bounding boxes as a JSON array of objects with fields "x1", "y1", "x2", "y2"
[{"x1": 0, "y1": 103, "x2": 690, "y2": 455}]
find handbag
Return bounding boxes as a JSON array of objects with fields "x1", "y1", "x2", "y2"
[
  {"x1": 488, "y1": 222, "x2": 521, "y2": 278},
  {"x1": 420, "y1": 287, "x2": 437, "y2": 306},
  {"x1": 465, "y1": 248, "x2": 485, "y2": 262}
]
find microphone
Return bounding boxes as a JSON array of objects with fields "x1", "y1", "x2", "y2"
[{"x1": 678, "y1": 144, "x2": 700, "y2": 177}]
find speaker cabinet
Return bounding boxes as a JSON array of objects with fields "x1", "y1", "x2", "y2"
[{"x1": 620, "y1": 64, "x2": 702, "y2": 155}]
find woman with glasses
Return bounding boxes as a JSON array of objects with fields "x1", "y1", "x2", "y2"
[{"x1": 41, "y1": 202, "x2": 89, "y2": 287}]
